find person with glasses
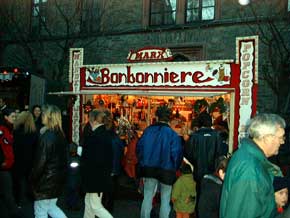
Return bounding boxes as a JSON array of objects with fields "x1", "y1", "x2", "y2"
[{"x1": 220, "y1": 113, "x2": 290, "y2": 218}]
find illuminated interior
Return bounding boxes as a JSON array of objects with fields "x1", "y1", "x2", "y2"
[{"x1": 82, "y1": 93, "x2": 231, "y2": 136}]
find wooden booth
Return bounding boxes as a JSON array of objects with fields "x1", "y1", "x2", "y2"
[{"x1": 50, "y1": 36, "x2": 258, "y2": 152}]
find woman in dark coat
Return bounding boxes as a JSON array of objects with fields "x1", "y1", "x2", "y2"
[
  {"x1": 80, "y1": 108, "x2": 113, "y2": 218},
  {"x1": 102, "y1": 109, "x2": 125, "y2": 213},
  {"x1": 30, "y1": 104, "x2": 68, "y2": 218},
  {"x1": 12, "y1": 111, "x2": 38, "y2": 206}
]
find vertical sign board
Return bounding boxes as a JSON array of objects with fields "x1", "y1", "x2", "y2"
[
  {"x1": 69, "y1": 48, "x2": 83, "y2": 145},
  {"x1": 236, "y1": 36, "x2": 258, "y2": 143}
]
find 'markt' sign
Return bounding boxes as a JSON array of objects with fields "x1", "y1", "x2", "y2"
[{"x1": 127, "y1": 47, "x2": 174, "y2": 62}]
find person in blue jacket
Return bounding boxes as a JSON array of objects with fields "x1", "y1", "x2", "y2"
[{"x1": 137, "y1": 104, "x2": 183, "y2": 218}]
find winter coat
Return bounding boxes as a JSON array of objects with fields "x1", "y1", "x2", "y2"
[
  {"x1": 13, "y1": 125, "x2": 38, "y2": 177},
  {"x1": 80, "y1": 124, "x2": 113, "y2": 193},
  {"x1": 122, "y1": 131, "x2": 138, "y2": 178},
  {"x1": 34, "y1": 117, "x2": 43, "y2": 135},
  {"x1": 31, "y1": 129, "x2": 68, "y2": 200},
  {"x1": 184, "y1": 127, "x2": 224, "y2": 183},
  {"x1": 220, "y1": 138, "x2": 281, "y2": 218},
  {"x1": 111, "y1": 130, "x2": 125, "y2": 176},
  {"x1": 136, "y1": 122, "x2": 183, "y2": 185},
  {"x1": 0, "y1": 123, "x2": 14, "y2": 170},
  {"x1": 171, "y1": 174, "x2": 196, "y2": 213},
  {"x1": 198, "y1": 174, "x2": 223, "y2": 218}
]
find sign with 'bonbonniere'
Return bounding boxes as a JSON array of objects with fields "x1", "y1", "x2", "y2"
[{"x1": 82, "y1": 62, "x2": 232, "y2": 88}]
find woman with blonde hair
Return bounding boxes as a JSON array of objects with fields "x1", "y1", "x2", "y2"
[
  {"x1": 14, "y1": 111, "x2": 36, "y2": 132},
  {"x1": 13, "y1": 111, "x2": 38, "y2": 207},
  {"x1": 31, "y1": 104, "x2": 68, "y2": 218}
]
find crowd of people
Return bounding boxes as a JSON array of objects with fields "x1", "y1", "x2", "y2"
[
  {"x1": 1, "y1": 95, "x2": 290, "y2": 218},
  {"x1": 0, "y1": 99, "x2": 69, "y2": 218}
]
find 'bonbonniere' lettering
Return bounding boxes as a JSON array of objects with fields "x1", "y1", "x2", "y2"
[{"x1": 100, "y1": 66, "x2": 214, "y2": 85}]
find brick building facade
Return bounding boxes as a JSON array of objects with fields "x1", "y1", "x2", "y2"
[{"x1": 0, "y1": 0, "x2": 289, "y2": 113}]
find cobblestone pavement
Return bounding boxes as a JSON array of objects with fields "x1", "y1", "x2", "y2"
[
  {"x1": 21, "y1": 198, "x2": 142, "y2": 218},
  {"x1": 21, "y1": 174, "x2": 143, "y2": 218},
  {"x1": 20, "y1": 174, "x2": 181, "y2": 218}
]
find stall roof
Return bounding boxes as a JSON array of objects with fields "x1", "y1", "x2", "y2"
[{"x1": 47, "y1": 88, "x2": 235, "y2": 97}]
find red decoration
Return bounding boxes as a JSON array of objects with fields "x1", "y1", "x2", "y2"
[{"x1": 83, "y1": 100, "x2": 94, "y2": 113}]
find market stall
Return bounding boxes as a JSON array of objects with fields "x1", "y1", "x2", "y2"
[{"x1": 51, "y1": 36, "x2": 258, "y2": 152}]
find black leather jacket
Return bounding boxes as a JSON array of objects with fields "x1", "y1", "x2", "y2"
[{"x1": 31, "y1": 129, "x2": 68, "y2": 200}]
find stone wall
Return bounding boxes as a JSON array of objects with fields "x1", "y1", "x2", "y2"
[{"x1": 1, "y1": 0, "x2": 289, "y2": 112}]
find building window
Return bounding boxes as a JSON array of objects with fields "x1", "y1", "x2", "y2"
[
  {"x1": 150, "y1": 0, "x2": 177, "y2": 26},
  {"x1": 80, "y1": 0, "x2": 103, "y2": 34},
  {"x1": 31, "y1": 0, "x2": 47, "y2": 34},
  {"x1": 171, "y1": 46, "x2": 204, "y2": 61},
  {"x1": 146, "y1": 0, "x2": 216, "y2": 27},
  {"x1": 186, "y1": 0, "x2": 215, "y2": 22}
]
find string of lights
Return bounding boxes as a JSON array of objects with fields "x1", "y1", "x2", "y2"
[{"x1": 0, "y1": 67, "x2": 30, "y2": 81}]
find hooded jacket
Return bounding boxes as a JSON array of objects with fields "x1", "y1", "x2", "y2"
[{"x1": 172, "y1": 174, "x2": 196, "y2": 213}]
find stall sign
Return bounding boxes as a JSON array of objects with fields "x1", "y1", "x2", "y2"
[
  {"x1": 127, "y1": 47, "x2": 174, "y2": 62},
  {"x1": 83, "y1": 62, "x2": 231, "y2": 88},
  {"x1": 236, "y1": 36, "x2": 258, "y2": 141},
  {"x1": 69, "y1": 48, "x2": 83, "y2": 144}
]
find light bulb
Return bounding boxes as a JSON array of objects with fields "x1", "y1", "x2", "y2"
[
  {"x1": 70, "y1": 162, "x2": 79, "y2": 168},
  {"x1": 238, "y1": 0, "x2": 250, "y2": 5}
]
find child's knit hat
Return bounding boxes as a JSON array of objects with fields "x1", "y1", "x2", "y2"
[{"x1": 273, "y1": 176, "x2": 289, "y2": 192}]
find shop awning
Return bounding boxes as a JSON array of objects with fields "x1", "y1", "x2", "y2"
[{"x1": 47, "y1": 88, "x2": 235, "y2": 97}]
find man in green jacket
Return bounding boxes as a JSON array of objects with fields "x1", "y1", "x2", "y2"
[{"x1": 220, "y1": 113, "x2": 290, "y2": 218}]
